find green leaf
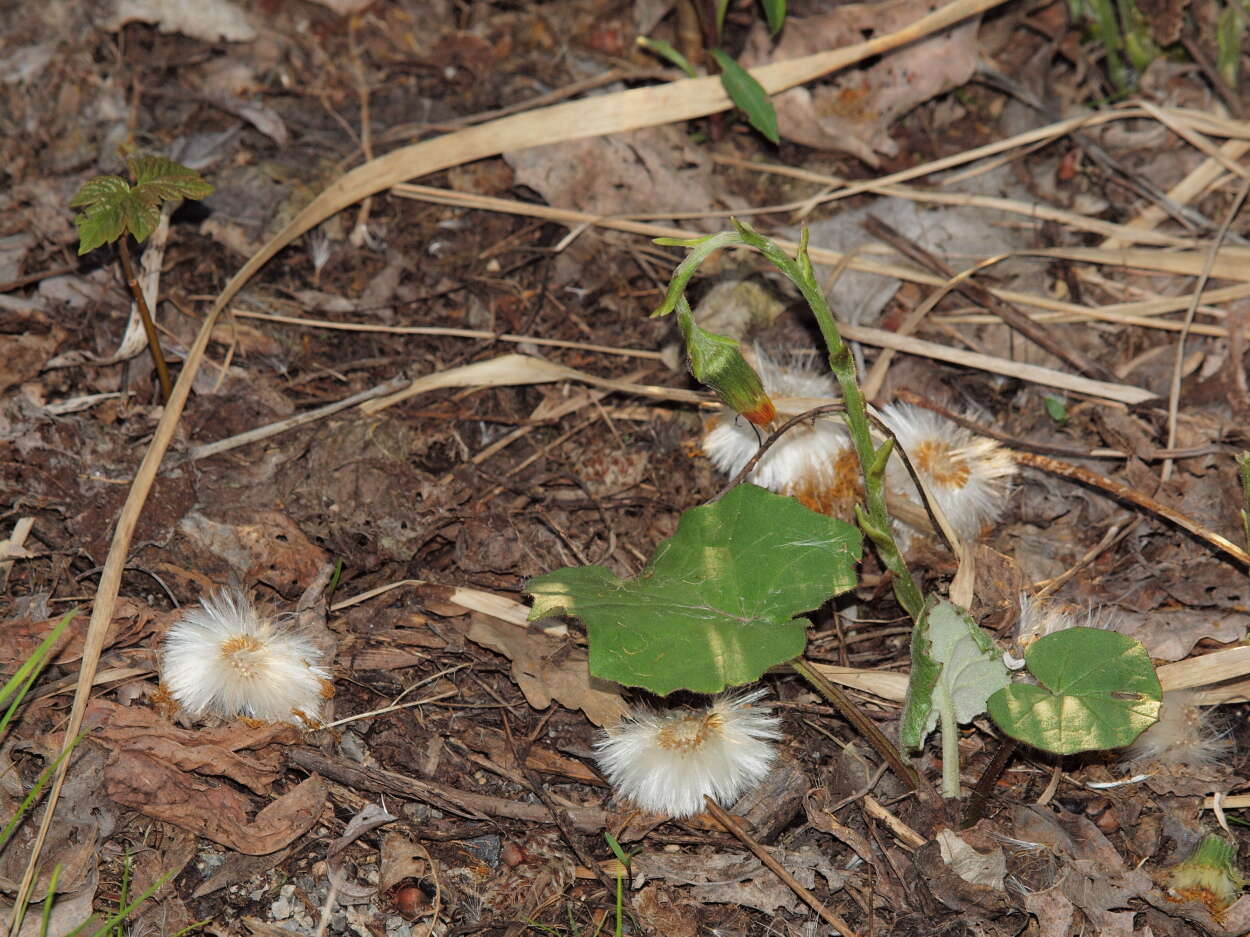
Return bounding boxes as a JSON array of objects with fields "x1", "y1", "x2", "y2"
[
  {"x1": 987, "y1": 627, "x2": 1161, "y2": 755},
  {"x1": 121, "y1": 194, "x2": 161, "y2": 245},
  {"x1": 635, "y1": 36, "x2": 697, "y2": 78},
  {"x1": 69, "y1": 174, "x2": 130, "y2": 209},
  {"x1": 715, "y1": 0, "x2": 731, "y2": 36},
  {"x1": 710, "y1": 49, "x2": 779, "y2": 144},
  {"x1": 1043, "y1": 395, "x2": 1068, "y2": 424},
  {"x1": 760, "y1": 0, "x2": 786, "y2": 34},
  {"x1": 900, "y1": 600, "x2": 1008, "y2": 751},
  {"x1": 71, "y1": 176, "x2": 131, "y2": 254},
  {"x1": 127, "y1": 155, "x2": 213, "y2": 202},
  {"x1": 526, "y1": 484, "x2": 862, "y2": 695},
  {"x1": 1217, "y1": 3, "x2": 1244, "y2": 89}
]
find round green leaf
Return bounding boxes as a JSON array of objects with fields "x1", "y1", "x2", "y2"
[
  {"x1": 526, "y1": 483, "x2": 862, "y2": 695},
  {"x1": 987, "y1": 627, "x2": 1161, "y2": 755}
]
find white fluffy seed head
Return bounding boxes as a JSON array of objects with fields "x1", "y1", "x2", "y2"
[
  {"x1": 1126, "y1": 690, "x2": 1230, "y2": 767},
  {"x1": 878, "y1": 403, "x2": 1015, "y2": 541},
  {"x1": 595, "y1": 688, "x2": 782, "y2": 819},
  {"x1": 160, "y1": 588, "x2": 329, "y2": 725},
  {"x1": 702, "y1": 350, "x2": 860, "y2": 517}
]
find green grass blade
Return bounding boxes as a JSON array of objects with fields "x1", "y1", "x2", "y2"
[
  {"x1": 711, "y1": 49, "x2": 779, "y2": 143},
  {"x1": 760, "y1": 0, "x2": 786, "y2": 34},
  {"x1": 0, "y1": 608, "x2": 78, "y2": 713},
  {"x1": 38, "y1": 865, "x2": 62, "y2": 937},
  {"x1": 635, "y1": 36, "x2": 697, "y2": 78},
  {"x1": 0, "y1": 735, "x2": 84, "y2": 855}
]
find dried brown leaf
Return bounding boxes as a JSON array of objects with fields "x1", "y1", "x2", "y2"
[{"x1": 465, "y1": 613, "x2": 626, "y2": 727}]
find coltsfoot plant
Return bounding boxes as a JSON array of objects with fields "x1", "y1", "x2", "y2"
[{"x1": 529, "y1": 221, "x2": 1162, "y2": 806}]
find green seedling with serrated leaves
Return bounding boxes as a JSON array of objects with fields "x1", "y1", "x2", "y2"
[{"x1": 70, "y1": 155, "x2": 212, "y2": 403}]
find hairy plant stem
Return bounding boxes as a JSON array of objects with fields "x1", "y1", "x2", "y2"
[
  {"x1": 934, "y1": 680, "x2": 961, "y2": 798},
  {"x1": 117, "y1": 238, "x2": 172, "y2": 404},
  {"x1": 791, "y1": 657, "x2": 919, "y2": 792},
  {"x1": 727, "y1": 223, "x2": 926, "y2": 624}
]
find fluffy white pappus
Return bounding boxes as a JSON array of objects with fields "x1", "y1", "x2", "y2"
[
  {"x1": 160, "y1": 588, "x2": 330, "y2": 725},
  {"x1": 702, "y1": 350, "x2": 859, "y2": 516},
  {"x1": 1014, "y1": 595, "x2": 1117, "y2": 647},
  {"x1": 595, "y1": 689, "x2": 782, "y2": 819},
  {"x1": 749, "y1": 347, "x2": 836, "y2": 400},
  {"x1": 1126, "y1": 690, "x2": 1229, "y2": 767},
  {"x1": 877, "y1": 403, "x2": 1015, "y2": 541}
]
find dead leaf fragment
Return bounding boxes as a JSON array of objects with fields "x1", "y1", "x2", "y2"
[
  {"x1": 466, "y1": 613, "x2": 626, "y2": 727},
  {"x1": 104, "y1": 756, "x2": 327, "y2": 855}
]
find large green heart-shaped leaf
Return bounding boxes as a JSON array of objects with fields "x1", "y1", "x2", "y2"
[
  {"x1": 526, "y1": 483, "x2": 862, "y2": 695},
  {"x1": 987, "y1": 627, "x2": 1161, "y2": 755}
]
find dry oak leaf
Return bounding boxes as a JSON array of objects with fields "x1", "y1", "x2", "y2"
[
  {"x1": 466, "y1": 613, "x2": 626, "y2": 727},
  {"x1": 89, "y1": 699, "x2": 295, "y2": 794},
  {"x1": 104, "y1": 752, "x2": 326, "y2": 855}
]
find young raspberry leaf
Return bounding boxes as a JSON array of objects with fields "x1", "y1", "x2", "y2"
[
  {"x1": 71, "y1": 156, "x2": 213, "y2": 255},
  {"x1": 69, "y1": 175, "x2": 131, "y2": 254},
  {"x1": 526, "y1": 483, "x2": 862, "y2": 695},
  {"x1": 127, "y1": 155, "x2": 213, "y2": 204},
  {"x1": 988, "y1": 627, "x2": 1161, "y2": 755}
]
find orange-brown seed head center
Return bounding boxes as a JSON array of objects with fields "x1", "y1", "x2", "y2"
[
  {"x1": 656, "y1": 712, "x2": 723, "y2": 752},
  {"x1": 912, "y1": 440, "x2": 971, "y2": 490}
]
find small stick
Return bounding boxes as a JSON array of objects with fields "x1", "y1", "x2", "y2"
[
  {"x1": 703, "y1": 797, "x2": 861, "y2": 937},
  {"x1": 117, "y1": 238, "x2": 172, "y2": 403},
  {"x1": 861, "y1": 795, "x2": 926, "y2": 849},
  {"x1": 792, "y1": 658, "x2": 922, "y2": 793},
  {"x1": 862, "y1": 215, "x2": 1115, "y2": 383},
  {"x1": 961, "y1": 738, "x2": 1018, "y2": 829}
]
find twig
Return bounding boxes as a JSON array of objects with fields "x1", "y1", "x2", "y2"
[
  {"x1": 181, "y1": 375, "x2": 408, "y2": 463},
  {"x1": 117, "y1": 238, "x2": 172, "y2": 402},
  {"x1": 792, "y1": 658, "x2": 921, "y2": 793},
  {"x1": 287, "y1": 748, "x2": 613, "y2": 831},
  {"x1": 1162, "y1": 177, "x2": 1250, "y2": 482},
  {"x1": 862, "y1": 215, "x2": 1115, "y2": 383},
  {"x1": 723, "y1": 403, "x2": 846, "y2": 494},
  {"x1": 961, "y1": 738, "x2": 1017, "y2": 829},
  {"x1": 703, "y1": 797, "x2": 861, "y2": 937},
  {"x1": 861, "y1": 795, "x2": 926, "y2": 849}
]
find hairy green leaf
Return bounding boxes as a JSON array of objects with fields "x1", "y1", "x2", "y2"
[
  {"x1": 711, "y1": 49, "x2": 778, "y2": 144},
  {"x1": 526, "y1": 484, "x2": 862, "y2": 695},
  {"x1": 988, "y1": 627, "x2": 1161, "y2": 755},
  {"x1": 900, "y1": 600, "x2": 1007, "y2": 751}
]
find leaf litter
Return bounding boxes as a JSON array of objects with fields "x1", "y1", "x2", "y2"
[{"x1": 2, "y1": 0, "x2": 1250, "y2": 935}]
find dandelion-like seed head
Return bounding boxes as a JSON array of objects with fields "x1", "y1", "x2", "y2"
[
  {"x1": 702, "y1": 350, "x2": 859, "y2": 517},
  {"x1": 595, "y1": 688, "x2": 782, "y2": 819},
  {"x1": 160, "y1": 588, "x2": 330, "y2": 725},
  {"x1": 1126, "y1": 689, "x2": 1230, "y2": 767},
  {"x1": 878, "y1": 403, "x2": 1015, "y2": 541}
]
